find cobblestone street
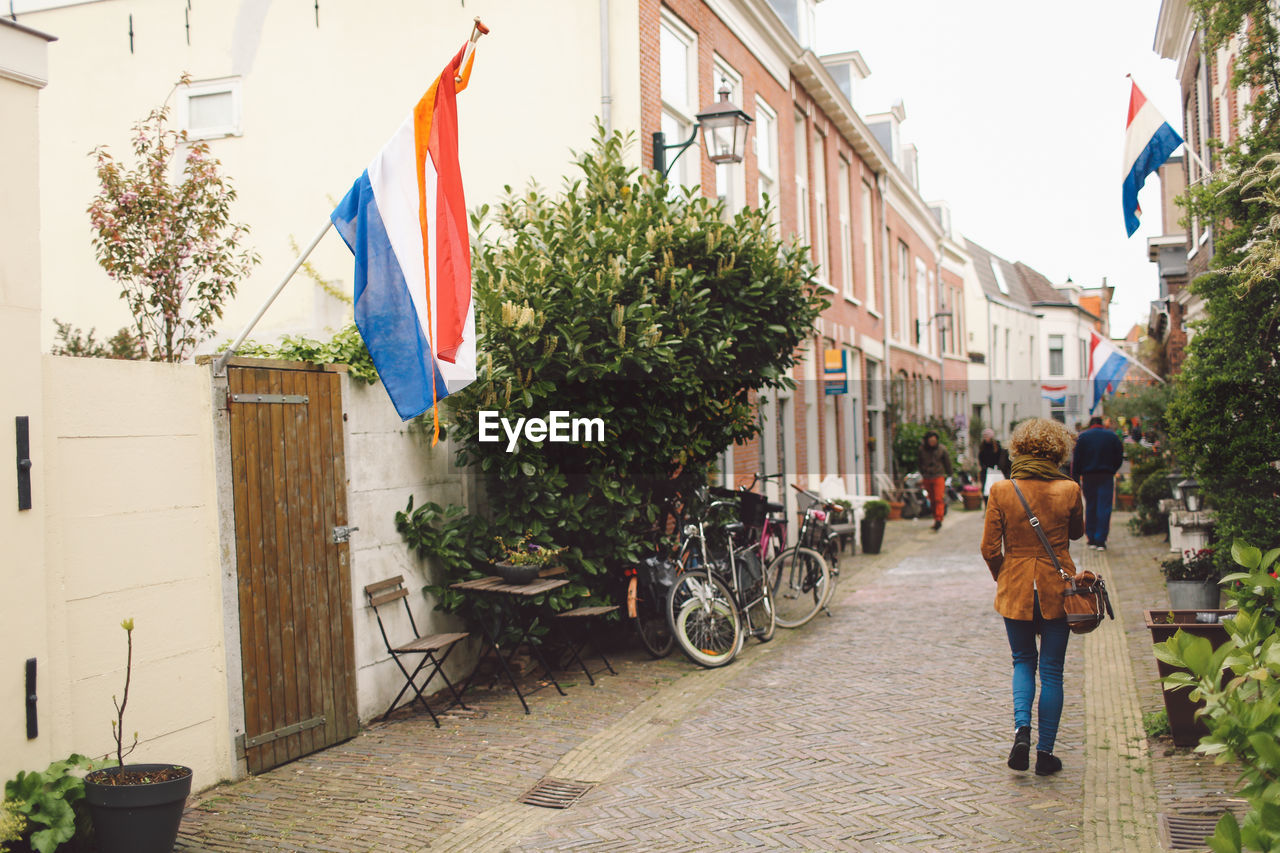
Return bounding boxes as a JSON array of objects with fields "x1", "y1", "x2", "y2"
[{"x1": 174, "y1": 508, "x2": 1213, "y2": 852}]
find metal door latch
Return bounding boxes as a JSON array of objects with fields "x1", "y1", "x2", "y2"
[{"x1": 332, "y1": 525, "x2": 359, "y2": 544}]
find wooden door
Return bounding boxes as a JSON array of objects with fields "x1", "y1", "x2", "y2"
[{"x1": 228, "y1": 363, "x2": 358, "y2": 773}]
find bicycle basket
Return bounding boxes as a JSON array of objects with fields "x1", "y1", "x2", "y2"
[
  {"x1": 638, "y1": 555, "x2": 677, "y2": 589},
  {"x1": 739, "y1": 490, "x2": 768, "y2": 527}
]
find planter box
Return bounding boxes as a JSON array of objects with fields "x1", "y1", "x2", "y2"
[
  {"x1": 1117, "y1": 493, "x2": 1135, "y2": 510},
  {"x1": 962, "y1": 492, "x2": 983, "y2": 511},
  {"x1": 1144, "y1": 609, "x2": 1233, "y2": 747}
]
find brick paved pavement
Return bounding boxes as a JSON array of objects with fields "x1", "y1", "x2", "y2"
[{"x1": 174, "y1": 508, "x2": 1207, "y2": 852}]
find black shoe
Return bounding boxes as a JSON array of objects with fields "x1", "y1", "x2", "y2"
[
  {"x1": 932, "y1": 520, "x2": 942, "y2": 531},
  {"x1": 1035, "y1": 751, "x2": 1062, "y2": 776},
  {"x1": 1007, "y1": 726, "x2": 1031, "y2": 770}
]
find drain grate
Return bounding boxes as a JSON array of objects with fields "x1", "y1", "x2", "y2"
[
  {"x1": 520, "y1": 777, "x2": 593, "y2": 809},
  {"x1": 1158, "y1": 813, "x2": 1223, "y2": 850}
]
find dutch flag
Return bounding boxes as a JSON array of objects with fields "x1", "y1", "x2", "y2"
[
  {"x1": 1122, "y1": 79, "x2": 1183, "y2": 237},
  {"x1": 1088, "y1": 331, "x2": 1130, "y2": 413},
  {"x1": 330, "y1": 43, "x2": 478, "y2": 441}
]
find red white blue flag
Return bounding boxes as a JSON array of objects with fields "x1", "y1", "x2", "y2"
[
  {"x1": 1088, "y1": 331, "x2": 1129, "y2": 412},
  {"x1": 330, "y1": 43, "x2": 477, "y2": 442},
  {"x1": 1122, "y1": 80, "x2": 1183, "y2": 237}
]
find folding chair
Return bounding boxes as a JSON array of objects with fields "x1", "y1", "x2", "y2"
[
  {"x1": 364, "y1": 576, "x2": 469, "y2": 727},
  {"x1": 551, "y1": 605, "x2": 620, "y2": 685}
]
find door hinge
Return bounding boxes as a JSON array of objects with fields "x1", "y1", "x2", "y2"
[
  {"x1": 332, "y1": 525, "x2": 359, "y2": 544},
  {"x1": 236, "y1": 715, "x2": 326, "y2": 756}
]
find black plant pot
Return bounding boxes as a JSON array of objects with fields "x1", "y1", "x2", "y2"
[
  {"x1": 860, "y1": 517, "x2": 885, "y2": 554},
  {"x1": 84, "y1": 764, "x2": 192, "y2": 853}
]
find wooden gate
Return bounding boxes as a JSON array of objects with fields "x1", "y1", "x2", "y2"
[{"x1": 227, "y1": 362, "x2": 358, "y2": 774}]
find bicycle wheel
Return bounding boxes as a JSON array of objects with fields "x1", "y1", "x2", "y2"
[
  {"x1": 630, "y1": 576, "x2": 675, "y2": 658},
  {"x1": 766, "y1": 546, "x2": 830, "y2": 628},
  {"x1": 743, "y1": 576, "x2": 776, "y2": 643},
  {"x1": 668, "y1": 572, "x2": 741, "y2": 668}
]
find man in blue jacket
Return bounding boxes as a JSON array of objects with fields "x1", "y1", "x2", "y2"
[{"x1": 1072, "y1": 416, "x2": 1125, "y2": 550}]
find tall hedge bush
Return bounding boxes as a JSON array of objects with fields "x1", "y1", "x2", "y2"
[{"x1": 446, "y1": 129, "x2": 826, "y2": 593}]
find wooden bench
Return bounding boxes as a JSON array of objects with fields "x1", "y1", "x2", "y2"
[{"x1": 364, "y1": 576, "x2": 469, "y2": 727}]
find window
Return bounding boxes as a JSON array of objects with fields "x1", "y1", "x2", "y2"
[
  {"x1": 991, "y1": 323, "x2": 999, "y2": 375},
  {"x1": 794, "y1": 113, "x2": 810, "y2": 250},
  {"x1": 1048, "y1": 334, "x2": 1064, "y2": 376},
  {"x1": 1079, "y1": 338, "x2": 1088, "y2": 377},
  {"x1": 838, "y1": 160, "x2": 854, "y2": 300},
  {"x1": 990, "y1": 259, "x2": 1010, "y2": 295},
  {"x1": 915, "y1": 258, "x2": 928, "y2": 350},
  {"x1": 1005, "y1": 329, "x2": 1011, "y2": 380},
  {"x1": 755, "y1": 98, "x2": 778, "y2": 230},
  {"x1": 660, "y1": 12, "x2": 698, "y2": 189},
  {"x1": 896, "y1": 241, "x2": 910, "y2": 341},
  {"x1": 713, "y1": 57, "x2": 745, "y2": 216},
  {"x1": 812, "y1": 133, "x2": 830, "y2": 287},
  {"x1": 178, "y1": 77, "x2": 243, "y2": 140},
  {"x1": 861, "y1": 182, "x2": 875, "y2": 311}
]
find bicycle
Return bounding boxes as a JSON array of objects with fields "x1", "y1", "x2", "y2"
[
  {"x1": 626, "y1": 551, "x2": 677, "y2": 658},
  {"x1": 763, "y1": 485, "x2": 833, "y2": 628},
  {"x1": 666, "y1": 487, "x2": 776, "y2": 668}
]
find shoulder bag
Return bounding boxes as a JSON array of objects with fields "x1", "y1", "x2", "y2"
[{"x1": 1010, "y1": 481, "x2": 1114, "y2": 634}]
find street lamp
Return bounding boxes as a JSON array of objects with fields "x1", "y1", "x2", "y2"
[
  {"x1": 652, "y1": 79, "x2": 753, "y2": 178},
  {"x1": 1178, "y1": 478, "x2": 1202, "y2": 512}
]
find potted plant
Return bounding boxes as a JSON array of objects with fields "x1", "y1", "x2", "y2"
[
  {"x1": 1116, "y1": 476, "x2": 1135, "y2": 510},
  {"x1": 1161, "y1": 548, "x2": 1220, "y2": 610},
  {"x1": 860, "y1": 500, "x2": 890, "y2": 554},
  {"x1": 83, "y1": 619, "x2": 192, "y2": 853},
  {"x1": 961, "y1": 484, "x2": 983, "y2": 511},
  {"x1": 828, "y1": 498, "x2": 853, "y2": 525},
  {"x1": 1145, "y1": 607, "x2": 1234, "y2": 746},
  {"x1": 493, "y1": 534, "x2": 567, "y2": 585}
]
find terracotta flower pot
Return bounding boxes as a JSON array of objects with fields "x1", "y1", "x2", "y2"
[
  {"x1": 1117, "y1": 493, "x2": 1135, "y2": 510},
  {"x1": 887, "y1": 500, "x2": 904, "y2": 521},
  {"x1": 962, "y1": 492, "x2": 983, "y2": 511}
]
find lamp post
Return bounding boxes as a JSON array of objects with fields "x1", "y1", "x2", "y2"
[
  {"x1": 1178, "y1": 478, "x2": 1202, "y2": 512},
  {"x1": 652, "y1": 79, "x2": 753, "y2": 178}
]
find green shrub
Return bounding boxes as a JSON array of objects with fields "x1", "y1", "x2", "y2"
[
  {"x1": 3, "y1": 755, "x2": 100, "y2": 853},
  {"x1": 1155, "y1": 541, "x2": 1280, "y2": 853},
  {"x1": 892, "y1": 419, "x2": 957, "y2": 482},
  {"x1": 444, "y1": 127, "x2": 825, "y2": 600},
  {"x1": 231, "y1": 323, "x2": 378, "y2": 385},
  {"x1": 862, "y1": 500, "x2": 890, "y2": 521}
]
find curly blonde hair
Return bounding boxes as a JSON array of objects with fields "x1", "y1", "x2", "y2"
[{"x1": 1009, "y1": 418, "x2": 1076, "y2": 465}]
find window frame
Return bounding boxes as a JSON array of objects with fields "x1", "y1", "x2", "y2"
[{"x1": 177, "y1": 76, "x2": 243, "y2": 140}]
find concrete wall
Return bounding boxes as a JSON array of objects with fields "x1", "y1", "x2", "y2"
[
  {"x1": 0, "y1": 17, "x2": 55, "y2": 781},
  {"x1": 340, "y1": 378, "x2": 475, "y2": 722},
  {"x1": 36, "y1": 356, "x2": 233, "y2": 788},
  {"x1": 22, "y1": 0, "x2": 642, "y2": 351}
]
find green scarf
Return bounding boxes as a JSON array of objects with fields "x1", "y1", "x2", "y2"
[{"x1": 1010, "y1": 456, "x2": 1071, "y2": 481}]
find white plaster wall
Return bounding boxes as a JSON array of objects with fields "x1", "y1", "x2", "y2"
[
  {"x1": 23, "y1": 0, "x2": 642, "y2": 351},
  {"x1": 39, "y1": 356, "x2": 233, "y2": 790},
  {"x1": 1037, "y1": 306, "x2": 1094, "y2": 424},
  {"x1": 340, "y1": 377, "x2": 477, "y2": 722},
  {"x1": 0, "y1": 23, "x2": 54, "y2": 781}
]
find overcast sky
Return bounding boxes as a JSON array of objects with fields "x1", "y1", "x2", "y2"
[{"x1": 814, "y1": 0, "x2": 1183, "y2": 337}]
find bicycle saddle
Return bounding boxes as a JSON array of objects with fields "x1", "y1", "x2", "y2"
[{"x1": 765, "y1": 501, "x2": 783, "y2": 513}]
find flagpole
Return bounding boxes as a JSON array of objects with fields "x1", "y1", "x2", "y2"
[
  {"x1": 1126, "y1": 354, "x2": 1167, "y2": 384},
  {"x1": 212, "y1": 219, "x2": 333, "y2": 377}
]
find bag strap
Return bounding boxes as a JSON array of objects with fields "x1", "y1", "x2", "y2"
[{"x1": 1010, "y1": 481, "x2": 1073, "y2": 582}]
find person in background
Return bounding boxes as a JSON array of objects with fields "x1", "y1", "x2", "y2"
[
  {"x1": 981, "y1": 418, "x2": 1083, "y2": 777},
  {"x1": 978, "y1": 429, "x2": 1011, "y2": 507},
  {"x1": 917, "y1": 431, "x2": 952, "y2": 532},
  {"x1": 1071, "y1": 415, "x2": 1125, "y2": 550},
  {"x1": 1129, "y1": 417, "x2": 1143, "y2": 443}
]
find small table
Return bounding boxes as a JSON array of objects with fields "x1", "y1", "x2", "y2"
[{"x1": 450, "y1": 575, "x2": 569, "y2": 714}]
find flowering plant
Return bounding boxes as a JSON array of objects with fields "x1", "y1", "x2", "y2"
[
  {"x1": 87, "y1": 77, "x2": 259, "y2": 362},
  {"x1": 1160, "y1": 548, "x2": 1219, "y2": 582},
  {"x1": 493, "y1": 534, "x2": 566, "y2": 568}
]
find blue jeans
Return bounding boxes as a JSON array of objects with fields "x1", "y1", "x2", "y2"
[
  {"x1": 1081, "y1": 473, "x2": 1114, "y2": 545},
  {"x1": 1004, "y1": 595, "x2": 1071, "y2": 753}
]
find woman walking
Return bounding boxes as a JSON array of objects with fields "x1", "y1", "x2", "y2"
[
  {"x1": 980, "y1": 418, "x2": 1083, "y2": 776},
  {"x1": 977, "y1": 428, "x2": 1010, "y2": 507}
]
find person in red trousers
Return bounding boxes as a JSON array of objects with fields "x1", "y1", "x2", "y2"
[{"x1": 917, "y1": 431, "x2": 953, "y2": 531}]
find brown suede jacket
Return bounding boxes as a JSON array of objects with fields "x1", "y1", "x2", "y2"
[{"x1": 981, "y1": 477, "x2": 1085, "y2": 620}]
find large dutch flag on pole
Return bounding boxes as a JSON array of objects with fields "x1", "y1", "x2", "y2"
[
  {"x1": 330, "y1": 43, "x2": 478, "y2": 442},
  {"x1": 1088, "y1": 330, "x2": 1130, "y2": 413},
  {"x1": 1122, "y1": 79, "x2": 1183, "y2": 237}
]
